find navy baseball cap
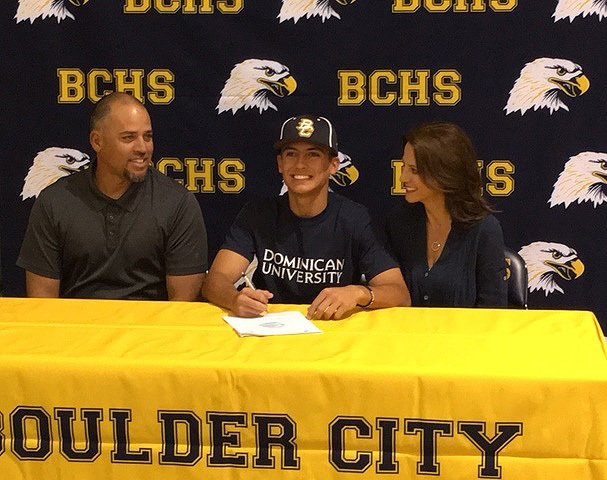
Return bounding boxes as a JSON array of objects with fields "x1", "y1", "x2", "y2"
[{"x1": 274, "y1": 115, "x2": 338, "y2": 156}]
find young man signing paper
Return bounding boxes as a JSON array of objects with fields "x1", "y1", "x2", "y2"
[{"x1": 203, "y1": 115, "x2": 410, "y2": 319}]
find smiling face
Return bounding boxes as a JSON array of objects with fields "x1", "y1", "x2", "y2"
[
  {"x1": 399, "y1": 143, "x2": 443, "y2": 205},
  {"x1": 277, "y1": 141, "x2": 339, "y2": 197},
  {"x1": 90, "y1": 101, "x2": 153, "y2": 185}
]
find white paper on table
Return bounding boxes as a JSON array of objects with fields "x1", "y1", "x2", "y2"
[{"x1": 223, "y1": 311, "x2": 322, "y2": 337}]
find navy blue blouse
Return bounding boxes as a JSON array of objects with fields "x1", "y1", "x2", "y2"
[{"x1": 386, "y1": 202, "x2": 507, "y2": 307}]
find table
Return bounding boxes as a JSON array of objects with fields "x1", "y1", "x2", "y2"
[{"x1": 0, "y1": 297, "x2": 605, "y2": 479}]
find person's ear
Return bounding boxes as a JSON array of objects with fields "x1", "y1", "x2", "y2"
[
  {"x1": 277, "y1": 154, "x2": 283, "y2": 173},
  {"x1": 90, "y1": 130, "x2": 102, "y2": 153},
  {"x1": 329, "y1": 155, "x2": 339, "y2": 175}
]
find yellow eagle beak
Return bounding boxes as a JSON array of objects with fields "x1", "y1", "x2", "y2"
[
  {"x1": 258, "y1": 75, "x2": 297, "y2": 98},
  {"x1": 330, "y1": 165, "x2": 359, "y2": 187},
  {"x1": 545, "y1": 258, "x2": 585, "y2": 280},
  {"x1": 549, "y1": 74, "x2": 590, "y2": 98},
  {"x1": 568, "y1": 258, "x2": 585, "y2": 278}
]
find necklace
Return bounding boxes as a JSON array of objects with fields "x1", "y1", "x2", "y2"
[{"x1": 431, "y1": 241, "x2": 442, "y2": 252}]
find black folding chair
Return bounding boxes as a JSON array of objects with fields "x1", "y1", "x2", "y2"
[{"x1": 504, "y1": 247, "x2": 528, "y2": 308}]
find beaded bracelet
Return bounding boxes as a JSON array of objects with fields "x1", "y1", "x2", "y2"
[{"x1": 357, "y1": 285, "x2": 374, "y2": 308}]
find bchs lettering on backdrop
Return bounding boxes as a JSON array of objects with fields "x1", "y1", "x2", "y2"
[
  {"x1": 19, "y1": 154, "x2": 244, "y2": 199},
  {"x1": 156, "y1": 157, "x2": 246, "y2": 193},
  {"x1": 338, "y1": 70, "x2": 461, "y2": 106},
  {"x1": 57, "y1": 68, "x2": 175, "y2": 104},
  {"x1": 2, "y1": 406, "x2": 523, "y2": 478},
  {"x1": 391, "y1": 160, "x2": 515, "y2": 196},
  {"x1": 123, "y1": 0, "x2": 244, "y2": 14},
  {"x1": 14, "y1": 0, "x2": 243, "y2": 23},
  {"x1": 391, "y1": 0, "x2": 517, "y2": 13}
]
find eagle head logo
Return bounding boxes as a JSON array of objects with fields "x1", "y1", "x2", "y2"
[
  {"x1": 21, "y1": 147, "x2": 90, "y2": 200},
  {"x1": 553, "y1": 0, "x2": 607, "y2": 22},
  {"x1": 217, "y1": 59, "x2": 297, "y2": 115},
  {"x1": 504, "y1": 58, "x2": 590, "y2": 115},
  {"x1": 278, "y1": 0, "x2": 356, "y2": 23},
  {"x1": 519, "y1": 242, "x2": 584, "y2": 295},
  {"x1": 330, "y1": 151, "x2": 359, "y2": 187},
  {"x1": 279, "y1": 151, "x2": 359, "y2": 194},
  {"x1": 15, "y1": 0, "x2": 88, "y2": 24},
  {"x1": 549, "y1": 152, "x2": 607, "y2": 208}
]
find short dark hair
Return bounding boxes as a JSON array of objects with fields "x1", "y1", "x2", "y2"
[
  {"x1": 90, "y1": 92, "x2": 146, "y2": 132},
  {"x1": 403, "y1": 122, "x2": 492, "y2": 225}
]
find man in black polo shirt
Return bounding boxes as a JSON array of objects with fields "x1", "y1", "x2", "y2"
[
  {"x1": 18, "y1": 92, "x2": 207, "y2": 300},
  {"x1": 203, "y1": 114, "x2": 410, "y2": 319}
]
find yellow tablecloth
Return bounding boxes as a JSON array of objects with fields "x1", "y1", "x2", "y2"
[{"x1": 0, "y1": 297, "x2": 605, "y2": 479}]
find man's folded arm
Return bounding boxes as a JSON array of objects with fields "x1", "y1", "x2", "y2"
[{"x1": 166, "y1": 273, "x2": 206, "y2": 301}]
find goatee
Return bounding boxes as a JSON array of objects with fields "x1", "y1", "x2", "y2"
[{"x1": 126, "y1": 168, "x2": 147, "y2": 183}]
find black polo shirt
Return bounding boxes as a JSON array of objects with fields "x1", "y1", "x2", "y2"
[{"x1": 18, "y1": 164, "x2": 207, "y2": 300}]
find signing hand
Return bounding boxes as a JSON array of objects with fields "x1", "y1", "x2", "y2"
[
  {"x1": 232, "y1": 287, "x2": 273, "y2": 317},
  {"x1": 307, "y1": 285, "x2": 368, "y2": 320}
]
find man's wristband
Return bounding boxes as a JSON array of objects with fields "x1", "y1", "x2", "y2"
[{"x1": 357, "y1": 285, "x2": 374, "y2": 308}]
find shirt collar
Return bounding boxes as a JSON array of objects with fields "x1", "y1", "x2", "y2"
[{"x1": 86, "y1": 161, "x2": 146, "y2": 212}]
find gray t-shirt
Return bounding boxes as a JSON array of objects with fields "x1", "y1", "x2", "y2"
[{"x1": 18, "y1": 164, "x2": 207, "y2": 300}]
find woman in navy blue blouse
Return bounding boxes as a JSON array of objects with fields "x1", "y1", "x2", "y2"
[{"x1": 386, "y1": 122, "x2": 507, "y2": 307}]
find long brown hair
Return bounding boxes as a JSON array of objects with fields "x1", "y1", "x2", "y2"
[{"x1": 403, "y1": 122, "x2": 492, "y2": 225}]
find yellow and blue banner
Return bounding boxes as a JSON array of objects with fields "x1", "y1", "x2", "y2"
[{"x1": 0, "y1": 298, "x2": 605, "y2": 478}]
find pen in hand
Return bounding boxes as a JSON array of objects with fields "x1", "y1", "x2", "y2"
[
  {"x1": 240, "y1": 271, "x2": 271, "y2": 316},
  {"x1": 239, "y1": 271, "x2": 274, "y2": 317},
  {"x1": 242, "y1": 272, "x2": 256, "y2": 290}
]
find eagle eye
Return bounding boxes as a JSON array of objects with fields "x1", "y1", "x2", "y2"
[
  {"x1": 57, "y1": 154, "x2": 76, "y2": 165},
  {"x1": 552, "y1": 251, "x2": 562, "y2": 260},
  {"x1": 556, "y1": 67, "x2": 567, "y2": 76},
  {"x1": 601, "y1": 160, "x2": 607, "y2": 170},
  {"x1": 265, "y1": 68, "x2": 276, "y2": 77}
]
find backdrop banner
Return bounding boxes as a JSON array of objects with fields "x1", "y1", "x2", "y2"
[
  {"x1": 1, "y1": 1, "x2": 606, "y2": 325},
  {"x1": 0, "y1": 298, "x2": 605, "y2": 479}
]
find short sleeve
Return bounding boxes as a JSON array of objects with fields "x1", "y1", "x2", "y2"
[
  {"x1": 17, "y1": 193, "x2": 62, "y2": 279},
  {"x1": 221, "y1": 203, "x2": 257, "y2": 262},
  {"x1": 475, "y1": 216, "x2": 508, "y2": 307},
  {"x1": 164, "y1": 193, "x2": 208, "y2": 275},
  {"x1": 355, "y1": 208, "x2": 399, "y2": 282}
]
